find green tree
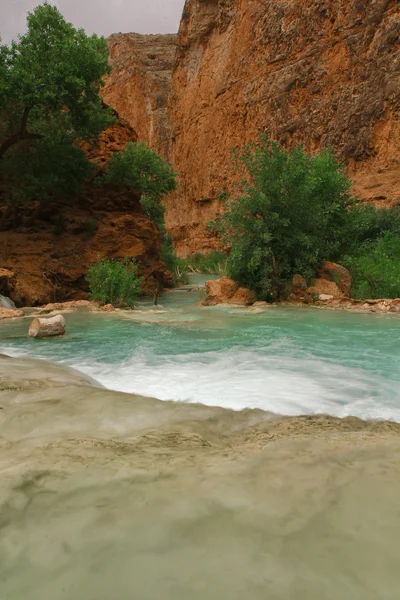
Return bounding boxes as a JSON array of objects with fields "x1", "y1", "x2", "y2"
[
  {"x1": 99, "y1": 141, "x2": 176, "y2": 200},
  {"x1": 99, "y1": 141, "x2": 180, "y2": 280},
  {"x1": 87, "y1": 258, "x2": 144, "y2": 308},
  {"x1": 0, "y1": 2, "x2": 114, "y2": 223},
  {"x1": 213, "y1": 137, "x2": 353, "y2": 299},
  {"x1": 0, "y1": 2, "x2": 112, "y2": 158}
]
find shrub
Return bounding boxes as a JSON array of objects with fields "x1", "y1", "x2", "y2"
[
  {"x1": 341, "y1": 202, "x2": 400, "y2": 257},
  {"x1": 212, "y1": 136, "x2": 352, "y2": 299},
  {"x1": 99, "y1": 142, "x2": 176, "y2": 201},
  {"x1": 141, "y1": 195, "x2": 165, "y2": 227},
  {"x1": 161, "y1": 234, "x2": 189, "y2": 285},
  {"x1": 86, "y1": 258, "x2": 143, "y2": 308},
  {"x1": 179, "y1": 251, "x2": 228, "y2": 275},
  {"x1": 343, "y1": 233, "x2": 400, "y2": 299}
]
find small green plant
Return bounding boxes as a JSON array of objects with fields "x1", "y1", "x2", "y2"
[
  {"x1": 310, "y1": 291, "x2": 320, "y2": 304},
  {"x1": 343, "y1": 233, "x2": 400, "y2": 299},
  {"x1": 86, "y1": 257, "x2": 144, "y2": 308},
  {"x1": 178, "y1": 251, "x2": 228, "y2": 276}
]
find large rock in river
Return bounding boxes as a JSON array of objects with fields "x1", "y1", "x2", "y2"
[{"x1": 202, "y1": 277, "x2": 255, "y2": 306}]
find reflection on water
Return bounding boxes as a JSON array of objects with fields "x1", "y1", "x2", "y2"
[{"x1": 1, "y1": 356, "x2": 400, "y2": 599}]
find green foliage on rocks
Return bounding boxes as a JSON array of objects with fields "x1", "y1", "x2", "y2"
[
  {"x1": 211, "y1": 137, "x2": 400, "y2": 300},
  {"x1": 99, "y1": 142, "x2": 176, "y2": 201},
  {"x1": 343, "y1": 232, "x2": 400, "y2": 300},
  {"x1": 212, "y1": 137, "x2": 352, "y2": 300},
  {"x1": 87, "y1": 258, "x2": 144, "y2": 308}
]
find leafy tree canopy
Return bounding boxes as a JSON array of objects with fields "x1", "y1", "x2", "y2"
[
  {"x1": 0, "y1": 2, "x2": 115, "y2": 222},
  {"x1": 99, "y1": 142, "x2": 176, "y2": 201},
  {"x1": 0, "y1": 2, "x2": 113, "y2": 157},
  {"x1": 212, "y1": 136, "x2": 353, "y2": 300}
]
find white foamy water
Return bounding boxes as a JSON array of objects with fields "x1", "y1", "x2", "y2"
[
  {"x1": 78, "y1": 346, "x2": 400, "y2": 421},
  {"x1": 1, "y1": 287, "x2": 400, "y2": 421}
]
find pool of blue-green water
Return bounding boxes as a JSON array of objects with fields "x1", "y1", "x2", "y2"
[{"x1": 1, "y1": 276, "x2": 399, "y2": 420}]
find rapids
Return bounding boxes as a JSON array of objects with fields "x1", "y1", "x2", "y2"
[{"x1": 1, "y1": 276, "x2": 400, "y2": 420}]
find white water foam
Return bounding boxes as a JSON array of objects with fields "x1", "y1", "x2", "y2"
[{"x1": 75, "y1": 346, "x2": 400, "y2": 422}]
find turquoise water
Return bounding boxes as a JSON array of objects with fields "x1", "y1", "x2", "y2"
[{"x1": 1, "y1": 278, "x2": 400, "y2": 420}]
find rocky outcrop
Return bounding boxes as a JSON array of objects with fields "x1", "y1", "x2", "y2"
[
  {"x1": 317, "y1": 261, "x2": 352, "y2": 297},
  {"x1": 103, "y1": 33, "x2": 178, "y2": 158},
  {"x1": 201, "y1": 276, "x2": 255, "y2": 305},
  {"x1": 305, "y1": 261, "x2": 352, "y2": 300},
  {"x1": 0, "y1": 118, "x2": 171, "y2": 307},
  {"x1": 0, "y1": 306, "x2": 24, "y2": 320},
  {"x1": 163, "y1": 0, "x2": 399, "y2": 255}
]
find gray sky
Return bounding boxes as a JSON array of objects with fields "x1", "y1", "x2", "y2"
[{"x1": 1, "y1": 0, "x2": 186, "y2": 43}]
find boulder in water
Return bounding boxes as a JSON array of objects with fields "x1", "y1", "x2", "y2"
[
  {"x1": 28, "y1": 314, "x2": 66, "y2": 338},
  {"x1": 202, "y1": 277, "x2": 255, "y2": 306}
]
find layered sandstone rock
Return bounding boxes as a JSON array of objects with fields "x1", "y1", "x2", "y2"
[
  {"x1": 103, "y1": 33, "x2": 178, "y2": 157},
  {"x1": 164, "y1": 0, "x2": 399, "y2": 255}
]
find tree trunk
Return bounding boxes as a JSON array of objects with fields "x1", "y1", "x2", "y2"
[
  {"x1": 0, "y1": 106, "x2": 42, "y2": 160},
  {"x1": 28, "y1": 314, "x2": 66, "y2": 338}
]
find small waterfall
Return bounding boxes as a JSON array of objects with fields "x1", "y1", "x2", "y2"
[{"x1": 0, "y1": 294, "x2": 17, "y2": 310}]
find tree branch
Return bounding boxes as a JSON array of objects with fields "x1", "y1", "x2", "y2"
[{"x1": 0, "y1": 105, "x2": 42, "y2": 160}]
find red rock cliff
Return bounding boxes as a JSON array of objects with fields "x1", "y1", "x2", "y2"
[
  {"x1": 103, "y1": 33, "x2": 178, "y2": 157},
  {"x1": 0, "y1": 116, "x2": 171, "y2": 306},
  {"x1": 164, "y1": 0, "x2": 399, "y2": 255}
]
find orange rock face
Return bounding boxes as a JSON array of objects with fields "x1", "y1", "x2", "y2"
[
  {"x1": 0, "y1": 118, "x2": 172, "y2": 306},
  {"x1": 103, "y1": 33, "x2": 178, "y2": 158},
  {"x1": 162, "y1": 0, "x2": 399, "y2": 255}
]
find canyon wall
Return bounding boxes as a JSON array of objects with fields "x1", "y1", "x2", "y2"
[
  {"x1": 166, "y1": 0, "x2": 399, "y2": 255},
  {"x1": 103, "y1": 1, "x2": 399, "y2": 257},
  {"x1": 103, "y1": 33, "x2": 177, "y2": 157}
]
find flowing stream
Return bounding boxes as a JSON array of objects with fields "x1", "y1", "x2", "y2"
[{"x1": 1, "y1": 276, "x2": 400, "y2": 599}]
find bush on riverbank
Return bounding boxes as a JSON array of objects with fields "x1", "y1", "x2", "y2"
[
  {"x1": 87, "y1": 258, "x2": 143, "y2": 308},
  {"x1": 210, "y1": 137, "x2": 400, "y2": 301},
  {"x1": 343, "y1": 233, "x2": 400, "y2": 299},
  {"x1": 212, "y1": 137, "x2": 351, "y2": 300}
]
